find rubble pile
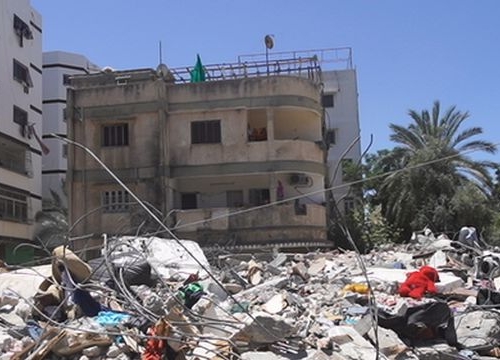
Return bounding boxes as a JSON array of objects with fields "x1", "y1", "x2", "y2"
[{"x1": 2, "y1": 228, "x2": 500, "y2": 359}]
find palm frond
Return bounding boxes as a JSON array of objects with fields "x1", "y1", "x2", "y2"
[
  {"x1": 389, "y1": 123, "x2": 425, "y2": 151},
  {"x1": 432, "y1": 100, "x2": 441, "y2": 131},
  {"x1": 452, "y1": 127, "x2": 483, "y2": 147},
  {"x1": 457, "y1": 139, "x2": 497, "y2": 154}
]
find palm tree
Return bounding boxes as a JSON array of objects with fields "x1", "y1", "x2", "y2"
[
  {"x1": 378, "y1": 101, "x2": 497, "y2": 237},
  {"x1": 34, "y1": 189, "x2": 69, "y2": 250}
]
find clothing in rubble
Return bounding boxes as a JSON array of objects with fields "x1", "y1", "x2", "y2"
[
  {"x1": 378, "y1": 300, "x2": 459, "y2": 347},
  {"x1": 142, "y1": 319, "x2": 178, "y2": 360},
  {"x1": 179, "y1": 282, "x2": 204, "y2": 309}
]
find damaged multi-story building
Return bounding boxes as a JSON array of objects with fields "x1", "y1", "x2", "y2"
[{"x1": 66, "y1": 48, "x2": 360, "y2": 254}]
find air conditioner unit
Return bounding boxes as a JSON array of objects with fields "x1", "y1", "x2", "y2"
[{"x1": 289, "y1": 173, "x2": 310, "y2": 186}]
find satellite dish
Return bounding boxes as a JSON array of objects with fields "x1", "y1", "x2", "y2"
[
  {"x1": 156, "y1": 63, "x2": 174, "y2": 81},
  {"x1": 264, "y1": 35, "x2": 274, "y2": 49}
]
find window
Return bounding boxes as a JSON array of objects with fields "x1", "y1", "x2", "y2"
[
  {"x1": 13, "y1": 106, "x2": 28, "y2": 126},
  {"x1": 63, "y1": 74, "x2": 71, "y2": 85},
  {"x1": 0, "y1": 185, "x2": 28, "y2": 222},
  {"x1": 62, "y1": 144, "x2": 68, "y2": 158},
  {"x1": 249, "y1": 189, "x2": 270, "y2": 206},
  {"x1": 322, "y1": 94, "x2": 334, "y2": 108},
  {"x1": 181, "y1": 193, "x2": 197, "y2": 210},
  {"x1": 325, "y1": 129, "x2": 336, "y2": 145},
  {"x1": 102, "y1": 124, "x2": 129, "y2": 147},
  {"x1": 191, "y1": 120, "x2": 221, "y2": 144},
  {"x1": 0, "y1": 135, "x2": 27, "y2": 175},
  {"x1": 13, "y1": 106, "x2": 29, "y2": 138},
  {"x1": 344, "y1": 197, "x2": 355, "y2": 214},
  {"x1": 102, "y1": 190, "x2": 129, "y2": 213},
  {"x1": 13, "y1": 59, "x2": 33, "y2": 90},
  {"x1": 226, "y1": 190, "x2": 243, "y2": 207},
  {"x1": 13, "y1": 14, "x2": 33, "y2": 47}
]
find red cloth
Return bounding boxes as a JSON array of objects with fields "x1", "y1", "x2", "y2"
[
  {"x1": 142, "y1": 320, "x2": 169, "y2": 360},
  {"x1": 398, "y1": 265, "x2": 440, "y2": 299}
]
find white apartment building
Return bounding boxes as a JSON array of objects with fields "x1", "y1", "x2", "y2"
[
  {"x1": 323, "y1": 69, "x2": 362, "y2": 214},
  {"x1": 42, "y1": 51, "x2": 99, "y2": 206},
  {"x1": 0, "y1": 0, "x2": 42, "y2": 263}
]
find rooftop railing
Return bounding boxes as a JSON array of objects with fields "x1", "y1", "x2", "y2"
[{"x1": 169, "y1": 56, "x2": 321, "y2": 84}]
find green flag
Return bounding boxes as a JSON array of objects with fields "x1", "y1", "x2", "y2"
[{"x1": 190, "y1": 54, "x2": 206, "y2": 83}]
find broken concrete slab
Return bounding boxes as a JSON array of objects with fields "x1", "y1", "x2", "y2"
[
  {"x1": 366, "y1": 326, "x2": 411, "y2": 358},
  {"x1": 308, "y1": 257, "x2": 326, "y2": 276},
  {"x1": 230, "y1": 311, "x2": 296, "y2": 344},
  {"x1": 455, "y1": 310, "x2": 500, "y2": 348},
  {"x1": 247, "y1": 260, "x2": 264, "y2": 286},
  {"x1": 269, "y1": 253, "x2": 288, "y2": 268},
  {"x1": 429, "y1": 250, "x2": 448, "y2": 268},
  {"x1": 326, "y1": 326, "x2": 390, "y2": 359},
  {"x1": 411, "y1": 343, "x2": 461, "y2": 360},
  {"x1": 262, "y1": 293, "x2": 287, "y2": 314},
  {"x1": 0, "y1": 265, "x2": 52, "y2": 299}
]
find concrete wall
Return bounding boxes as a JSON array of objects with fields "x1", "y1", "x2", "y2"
[{"x1": 168, "y1": 76, "x2": 320, "y2": 108}]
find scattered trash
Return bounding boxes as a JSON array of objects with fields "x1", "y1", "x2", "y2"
[{"x1": 0, "y1": 228, "x2": 499, "y2": 359}]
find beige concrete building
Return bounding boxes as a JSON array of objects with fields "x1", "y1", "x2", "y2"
[
  {"x1": 67, "y1": 56, "x2": 330, "y2": 253},
  {"x1": 0, "y1": 0, "x2": 42, "y2": 263}
]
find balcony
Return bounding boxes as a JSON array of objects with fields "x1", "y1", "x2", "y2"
[
  {"x1": 173, "y1": 139, "x2": 324, "y2": 167},
  {"x1": 173, "y1": 203, "x2": 327, "y2": 248}
]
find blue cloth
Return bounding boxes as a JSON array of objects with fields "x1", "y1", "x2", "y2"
[
  {"x1": 95, "y1": 310, "x2": 131, "y2": 327},
  {"x1": 27, "y1": 320, "x2": 43, "y2": 340}
]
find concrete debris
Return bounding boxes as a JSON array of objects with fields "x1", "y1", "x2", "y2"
[
  {"x1": 411, "y1": 343, "x2": 461, "y2": 359},
  {"x1": 2, "y1": 229, "x2": 500, "y2": 359},
  {"x1": 366, "y1": 326, "x2": 412, "y2": 358},
  {"x1": 455, "y1": 310, "x2": 500, "y2": 348}
]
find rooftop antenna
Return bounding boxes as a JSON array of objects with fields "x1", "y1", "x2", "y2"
[
  {"x1": 264, "y1": 34, "x2": 274, "y2": 76},
  {"x1": 156, "y1": 40, "x2": 173, "y2": 81},
  {"x1": 159, "y1": 40, "x2": 162, "y2": 65}
]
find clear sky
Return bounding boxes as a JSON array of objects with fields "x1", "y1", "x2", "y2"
[{"x1": 31, "y1": 0, "x2": 500, "y2": 159}]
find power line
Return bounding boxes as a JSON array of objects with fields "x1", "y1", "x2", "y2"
[{"x1": 50, "y1": 134, "x2": 289, "y2": 344}]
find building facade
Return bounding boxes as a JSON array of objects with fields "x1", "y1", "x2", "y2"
[
  {"x1": 67, "y1": 57, "x2": 329, "y2": 253},
  {"x1": 239, "y1": 49, "x2": 362, "y2": 217},
  {"x1": 42, "y1": 51, "x2": 99, "y2": 207},
  {"x1": 323, "y1": 68, "x2": 362, "y2": 215},
  {"x1": 0, "y1": 0, "x2": 42, "y2": 263}
]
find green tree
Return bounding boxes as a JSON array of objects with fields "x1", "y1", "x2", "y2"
[{"x1": 379, "y1": 101, "x2": 497, "y2": 239}]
